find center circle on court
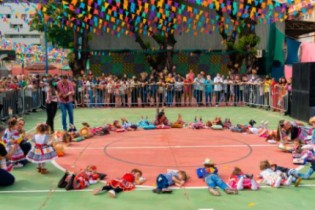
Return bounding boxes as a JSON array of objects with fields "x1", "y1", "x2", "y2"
[{"x1": 103, "y1": 130, "x2": 253, "y2": 168}]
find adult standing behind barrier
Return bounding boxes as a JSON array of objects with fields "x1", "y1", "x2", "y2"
[
  {"x1": 214, "y1": 74, "x2": 223, "y2": 106},
  {"x1": 0, "y1": 125, "x2": 16, "y2": 187},
  {"x1": 46, "y1": 80, "x2": 58, "y2": 133},
  {"x1": 57, "y1": 75, "x2": 75, "y2": 131}
]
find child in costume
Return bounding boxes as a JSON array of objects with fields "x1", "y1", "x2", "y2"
[
  {"x1": 227, "y1": 167, "x2": 259, "y2": 191},
  {"x1": 2, "y1": 118, "x2": 25, "y2": 168},
  {"x1": 154, "y1": 109, "x2": 170, "y2": 128},
  {"x1": 152, "y1": 169, "x2": 188, "y2": 194},
  {"x1": 26, "y1": 123, "x2": 57, "y2": 174},
  {"x1": 108, "y1": 120, "x2": 126, "y2": 132},
  {"x1": 223, "y1": 118, "x2": 232, "y2": 129},
  {"x1": 211, "y1": 117, "x2": 224, "y2": 130},
  {"x1": 58, "y1": 165, "x2": 103, "y2": 190},
  {"x1": 309, "y1": 116, "x2": 315, "y2": 144},
  {"x1": 198, "y1": 158, "x2": 238, "y2": 196},
  {"x1": 137, "y1": 116, "x2": 156, "y2": 130},
  {"x1": 121, "y1": 118, "x2": 138, "y2": 131},
  {"x1": 189, "y1": 117, "x2": 205, "y2": 129},
  {"x1": 270, "y1": 163, "x2": 302, "y2": 187},
  {"x1": 292, "y1": 140, "x2": 314, "y2": 164},
  {"x1": 93, "y1": 169, "x2": 145, "y2": 198},
  {"x1": 171, "y1": 114, "x2": 185, "y2": 128},
  {"x1": 298, "y1": 160, "x2": 315, "y2": 179},
  {"x1": 258, "y1": 160, "x2": 293, "y2": 188}
]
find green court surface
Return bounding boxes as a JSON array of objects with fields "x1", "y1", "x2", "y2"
[{"x1": 1, "y1": 107, "x2": 314, "y2": 210}]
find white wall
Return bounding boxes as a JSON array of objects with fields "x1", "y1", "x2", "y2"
[{"x1": 0, "y1": 3, "x2": 42, "y2": 45}]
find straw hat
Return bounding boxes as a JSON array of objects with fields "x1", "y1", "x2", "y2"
[
  {"x1": 79, "y1": 127, "x2": 90, "y2": 138},
  {"x1": 309, "y1": 116, "x2": 315, "y2": 124},
  {"x1": 203, "y1": 158, "x2": 215, "y2": 166}
]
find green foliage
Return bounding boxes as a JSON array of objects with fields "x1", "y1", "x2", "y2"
[
  {"x1": 226, "y1": 34, "x2": 260, "y2": 54},
  {"x1": 235, "y1": 34, "x2": 260, "y2": 53},
  {"x1": 67, "y1": 52, "x2": 75, "y2": 63},
  {"x1": 29, "y1": 2, "x2": 73, "y2": 48}
]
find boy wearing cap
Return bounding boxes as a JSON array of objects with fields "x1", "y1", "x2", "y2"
[{"x1": 202, "y1": 158, "x2": 238, "y2": 196}]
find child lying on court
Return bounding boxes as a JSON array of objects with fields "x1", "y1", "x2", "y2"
[
  {"x1": 93, "y1": 169, "x2": 145, "y2": 198},
  {"x1": 152, "y1": 169, "x2": 188, "y2": 194},
  {"x1": 188, "y1": 117, "x2": 205, "y2": 129},
  {"x1": 270, "y1": 162, "x2": 302, "y2": 187},
  {"x1": 292, "y1": 140, "x2": 314, "y2": 165},
  {"x1": 171, "y1": 114, "x2": 185, "y2": 128},
  {"x1": 258, "y1": 160, "x2": 294, "y2": 188},
  {"x1": 121, "y1": 118, "x2": 138, "y2": 131},
  {"x1": 197, "y1": 158, "x2": 238, "y2": 196},
  {"x1": 137, "y1": 116, "x2": 156, "y2": 130},
  {"x1": 58, "y1": 165, "x2": 106, "y2": 190},
  {"x1": 227, "y1": 167, "x2": 259, "y2": 191}
]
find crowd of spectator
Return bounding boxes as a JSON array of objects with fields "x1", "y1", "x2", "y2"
[{"x1": 0, "y1": 68, "x2": 292, "y2": 115}]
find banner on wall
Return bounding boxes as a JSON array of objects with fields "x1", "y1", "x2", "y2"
[
  {"x1": 300, "y1": 42, "x2": 315, "y2": 62},
  {"x1": 285, "y1": 37, "x2": 301, "y2": 65},
  {"x1": 284, "y1": 64, "x2": 293, "y2": 80}
]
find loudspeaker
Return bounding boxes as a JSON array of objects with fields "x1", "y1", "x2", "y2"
[{"x1": 291, "y1": 62, "x2": 315, "y2": 121}]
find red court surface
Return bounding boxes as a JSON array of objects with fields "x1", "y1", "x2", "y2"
[{"x1": 55, "y1": 129, "x2": 295, "y2": 187}]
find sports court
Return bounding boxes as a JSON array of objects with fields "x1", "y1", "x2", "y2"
[{"x1": 1, "y1": 107, "x2": 314, "y2": 210}]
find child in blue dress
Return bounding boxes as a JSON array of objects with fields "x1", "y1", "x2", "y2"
[
  {"x1": 26, "y1": 123, "x2": 57, "y2": 174},
  {"x1": 152, "y1": 169, "x2": 188, "y2": 194},
  {"x1": 2, "y1": 118, "x2": 25, "y2": 168}
]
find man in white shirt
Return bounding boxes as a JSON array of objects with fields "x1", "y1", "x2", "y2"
[
  {"x1": 213, "y1": 73, "x2": 223, "y2": 106},
  {"x1": 194, "y1": 73, "x2": 205, "y2": 106}
]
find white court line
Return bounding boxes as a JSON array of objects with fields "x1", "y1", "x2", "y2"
[
  {"x1": 66, "y1": 144, "x2": 275, "y2": 150},
  {"x1": 2, "y1": 184, "x2": 315, "y2": 194}
]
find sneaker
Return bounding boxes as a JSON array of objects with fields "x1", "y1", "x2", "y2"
[
  {"x1": 152, "y1": 188, "x2": 162, "y2": 194},
  {"x1": 162, "y1": 188, "x2": 173, "y2": 193},
  {"x1": 40, "y1": 168, "x2": 49, "y2": 174},
  {"x1": 294, "y1": 177, "x2": 302, "y2": 187},
  {"x1": 224, "y1": 188, "x2": 238, "y2": 195},
  {"x1": 14, "y1": 163, "x2": 24, "y2": 168},
  {"x1": 208, "y1": 188, "x2": 221, "y2": 196},
  {"x1": 108, "y1": 190, "x2": 116, "y2": 198}
]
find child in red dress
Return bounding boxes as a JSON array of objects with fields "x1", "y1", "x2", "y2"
[
  {"x1": 58, "y1": 165, "x2": 103, "y2": 190},
  {"x1": 93, "y1": 169, "x2": 145, "y2": 198}
]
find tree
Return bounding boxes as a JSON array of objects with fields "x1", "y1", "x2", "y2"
[
  {"x1": 30, "y1": 1, "x2": 91, "y2": 76},
  {"x1": 215, "y1": 0, "x2": 262, "y2": 74},
  {"x1": 29, "y1": 3, "x2": 73, "y2": 48}
]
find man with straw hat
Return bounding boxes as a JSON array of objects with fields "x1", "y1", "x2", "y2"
[{"x1": 201, "y1": 158, "x2": 238, "y2": 196}]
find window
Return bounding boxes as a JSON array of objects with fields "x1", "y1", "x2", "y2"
[
  {"x1": 10, "y1": 24, "x2": 23, "y2": 29},
  {"x1": 6, "y1": 14, "x2": 11, "y2": 18},
  {"x1": 5, "y1": 34, "x2": 40, "y2": 39}
]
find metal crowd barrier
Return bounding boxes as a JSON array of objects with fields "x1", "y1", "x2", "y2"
[
  {"x1": 0, "y1": 89, "x2": 24, "y2": 120},
  {"x1": 23, "y1": 87, "x2": 42, "y2": 113},
  {"x1": 73, "y1": 82, "x2": 288, "y2": 112},
  {"x1": 0, "y1": 88, "x2": 43, "y2": 121},
  {"x1": 0, "y1": 82, "x2": 288, "y2": 121}
]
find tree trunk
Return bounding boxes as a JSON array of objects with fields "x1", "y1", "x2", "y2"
[
  {"x1": 70, "y1": 29, "x2": 89, "y2": 76},
  {"x1": 135, "y1": 33, "x2": 176, "y2": 73}
]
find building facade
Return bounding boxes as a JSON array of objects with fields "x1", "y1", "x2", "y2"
[{"x1": 0, "y1": 2, "x2": 42, "y2": 46}]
